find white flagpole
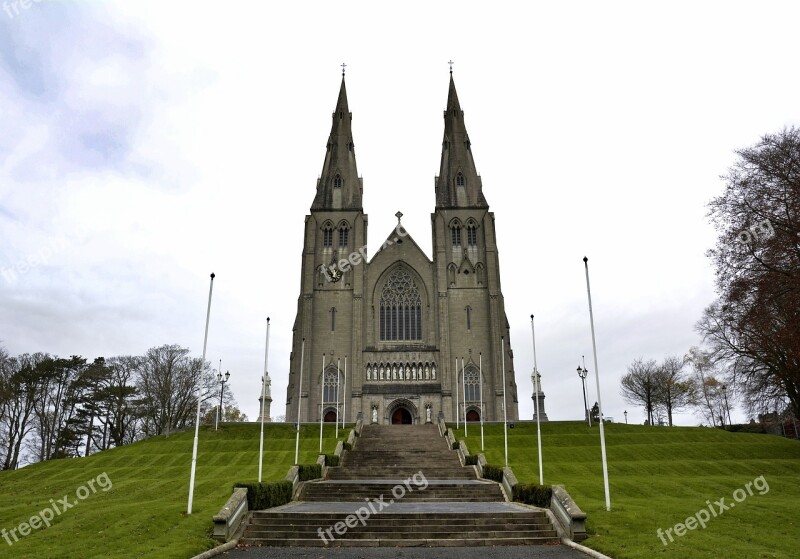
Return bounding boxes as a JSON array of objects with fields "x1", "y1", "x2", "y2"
[
  {"x1": 215, "y1": 358, "x2": 222, "y2": 431},
  {"x1": 455, "y1": 358, "x2": 459, "y2": 429},
  {"x1": 258, "y1": 317, "x2": 270, "y2": 483},
  {"x1": 531, "y1": 314, "x2": 543, "y2": 485},
  {"x1": 462, "y1": 357, "x2": 467, "y2": 437},
  {"x1": 584, "y1": 256, "x2": 611, "y2": 511},
  {"x1": 479, "y1": 352, "x2": 484, "y2": 451},
  {"x1": 319, "y1": 353, "x2": 326, "y2": 453},
  {"x1": 342, "y1": 356, "x2": 347, "y2": 429},
  {"x1": 294, "y1": 338, "x2": 305, "y2": 465},
  {"x1": 187, "y1": 272, "x2": 215, "y2": 515},
  {"x1": 501, "y1": 336, "x2": 508, "y2": 467},
  {"x1": 335, "y1": 358, "x2": 340, "y2": 439}
]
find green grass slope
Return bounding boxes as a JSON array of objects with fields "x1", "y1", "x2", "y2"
[
  {"x1": 0, "y1": 423, "x2": 347, "y2": 559},
  {"x1": 456, "y1": 421, "x2": 800, "y2": 559}
]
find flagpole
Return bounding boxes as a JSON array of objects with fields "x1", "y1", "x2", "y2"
[
  {"x1": 294, "y1": 338, "x2": 305, "y2": 465},
  {"x1": 584, "y1": 256, "x2": 611, "y2": 511},
  {"x1": 462, "y1": 357, "x2": 467, "y2": 437},
  {"x1": 319, "y1": 353, "x2": 326, "y2": 454},
  {"x1": 335, "y1": 358, "x2": 340, "y2": 440},
  {"x1": 501, "y1": 336, "x2": 508, "y2": 467},
  {"x1": 479, "y1": 352, "x2": 484, "y2": 451},
  {"x1": 531, "y1": 314, "x2": 543, "y2": 485},
  {"x1": 455, "y1": 358, "x2": 459, "y2": 429},
  {"x1": 258, "y1": 317, "x2": 270, "y2": 483},
  {"x1": 187, "y1": 272, "x2": 215, "y2": 515},
  {"x1": 342, "y1": 356, "x2": 347, "y2": 429},
  {"x1": 215, "y1": 358, "x2": 222, "y2": 431}
]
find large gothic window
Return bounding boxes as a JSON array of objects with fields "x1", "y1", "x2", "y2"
[
  {"x1": 464, "y1": 366, "x2": 480, "y2": 401},
  {"x1": 323, "y1": 369, "x2": 339, "y2": 403},
  {"x1": 323, "y1": 224, "x2": 333, "y2": 248},
  {"x1": 379, "y1": 268, "x2": 422, "y2": 341}
]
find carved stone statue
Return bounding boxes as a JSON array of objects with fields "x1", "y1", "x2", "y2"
[
  {"x1": 426, "y1": 406, "x2": 432, "y2": 423},
  {"x1": 372, "y1": 406, "x2": 378, "y2": 424}
]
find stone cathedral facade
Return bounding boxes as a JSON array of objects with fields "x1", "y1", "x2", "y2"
[{"x1": 284, "y1": 73, "x2": 519, "y2": 425}]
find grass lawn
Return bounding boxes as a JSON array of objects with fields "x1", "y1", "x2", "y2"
[
  {"x1": 454, "y1": 421, "x2": 800, "y2": 559},
  {"x1": 0, "y1": 422, "x2": 348, "y2": 559}
]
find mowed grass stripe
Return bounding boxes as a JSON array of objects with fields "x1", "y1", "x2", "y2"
[
  {"x1": 456, "y1": 421, "x2": 800, "y2": 559},
  {"x1": 0, "y1": 422, "x2": 348, "y2": 559}
]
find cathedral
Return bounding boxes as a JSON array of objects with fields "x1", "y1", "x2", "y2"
[{"x1": 284, "y1": 71, "x2": 520, "y2": 425}]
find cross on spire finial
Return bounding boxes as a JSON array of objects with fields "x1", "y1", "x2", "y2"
[
  {"x1": 395, "y1": 211, "x2": 403, "y2": 224},
  {"x1": 341, "y1": 62, "x2": 347, "y2": 77},
  {"x1": 448, "y1": 60, "x2": 454, "y2": 74}
]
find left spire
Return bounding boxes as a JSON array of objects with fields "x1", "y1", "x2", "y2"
[{"x1": 311, "y1": 68, "x2": 362, "y2": 211}]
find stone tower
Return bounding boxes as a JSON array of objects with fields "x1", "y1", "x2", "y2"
[{"x1": 285, "y1": 72, "x2": 519, "y2": 425}]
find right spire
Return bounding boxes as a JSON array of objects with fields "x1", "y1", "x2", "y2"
[{"x1": 435, "y1": 72, "x2": 488, "y2": 209}]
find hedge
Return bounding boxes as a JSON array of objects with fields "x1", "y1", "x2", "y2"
[
  {"x1": 464, "y1": 454, "x2": 479, "y2": 466},
  {"x1": 298, "y1": 463, "x2": 322, "y2": 481},
  {"x1": 482, "y1": 464, "x2": 504, "y2": 482},
  {"x1": 512, "y1": 483, "x2": 552, "y2": 507},
  {"x1": 233, "y1": 480, "x2": 293, "y2": 510}
]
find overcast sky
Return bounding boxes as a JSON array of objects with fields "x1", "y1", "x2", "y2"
[{"x1": 1, "y1": 1, "x2": 798, "y2": 426}]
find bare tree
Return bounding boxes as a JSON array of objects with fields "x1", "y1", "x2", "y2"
[
  {"x1": 655, "y1": 355, "x2": 696, "y2": 426},
  {"x1": 0, "y1": 353, "x2": 47, "y2": 469},
  {"x1": 620, "y1": 358, "x2": 659, "y2": 425},
  {"x1": 700, "y1": 127, "x2": 800, "y2": 418}
]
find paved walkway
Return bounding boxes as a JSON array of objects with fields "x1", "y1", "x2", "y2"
[{"x1": 221, "y1": 545, "x2": 591, "y2": 559}]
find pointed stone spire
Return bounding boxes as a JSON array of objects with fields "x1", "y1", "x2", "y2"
[
  {"x1": 435, "y1": 74, "x2": 488, "y2": 209},
  {"x1": 312, "y1": 76, "x2": 363, "y2": 211}
]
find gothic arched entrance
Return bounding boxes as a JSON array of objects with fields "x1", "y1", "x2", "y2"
[
  {"x1": 391, "y1": 407, "x2": 412, "y2": 424},
  {"x1": 466, "y1": 410, "x2": 480, "y2": 422},
  {"x1": 324, "y1": 410, "x2": 337, "y2": 423}
]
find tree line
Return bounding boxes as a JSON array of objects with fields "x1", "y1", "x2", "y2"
[
  {"x1": 623, "y1": 127, "x2": 799, "y2": 427},
  {"x1": 0, "y1": 344, "x2": 238, "y2": 470}
]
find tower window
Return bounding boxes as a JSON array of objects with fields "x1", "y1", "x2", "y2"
[
  {"x1": 467, "y1": 224, "x2": 477, "y2": 246},
  {"x1": 323, "y1": 225, "x2": 333, "y2": 247},
  {"x1": 465, "y1": 305, "x2": 472, "y2": 331},
  {"x1": 330, "y1": 307, "x2": 337, "y2": 331},
  {"x1": 339, "y1": 227, "x2": 349, "y2": 247},
  {"x1": 379, "y1": 268, "x2": 422, "y2": 341},
  {"x1": 333, "y1": 175, "x2": 342, "y2": 188},
  {"x1": 456, "y1": 173, "x2": 465, "y2": 187},
  {"x1": 451, "y1": 225, "x2": 461, "y2": 247}
]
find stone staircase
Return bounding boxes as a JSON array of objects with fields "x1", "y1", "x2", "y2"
[{"x1": 239, "y1": 423, "x2": 558, "y2": 547}]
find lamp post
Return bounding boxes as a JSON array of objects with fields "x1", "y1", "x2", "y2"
[
  {"x1": 577, "y1": 358, "x2": 591, "y2": 427},
  {"x1": 217, "y1": 370, "x2": 230, "y2": 429},
  {"x1": 624, "y1": 410, "x2": 628, "y2": 424}
]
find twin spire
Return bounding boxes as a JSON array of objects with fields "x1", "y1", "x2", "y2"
[{"x1": 311, "y1": 71, "x2": 487, "y2": 211}]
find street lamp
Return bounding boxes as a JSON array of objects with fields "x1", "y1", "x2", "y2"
[
  {"x1": 216, "y1": 370, "x2": 230, "y2": 430},
  {"x1": 624, "y1": 410, "x2": 628, "y2": 424},
  {"x1": 577, "y1": 356, "x2": 591, "y2": 427}
]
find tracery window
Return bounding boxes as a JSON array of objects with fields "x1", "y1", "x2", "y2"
[
  {"x1": 464, "y1": 366, "x2": 480, "y2": 402},
  {"x1": 379, "y1": 268, "x2": 422, "y2": 341}
]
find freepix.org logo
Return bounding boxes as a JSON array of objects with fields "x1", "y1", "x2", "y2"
[
  {"x1": 319, "y1": 222, "x2": 408, "y2": 283},
  {"x1": 1, "y1": 472, "x2": 112, "y2": 546},
  {"x1": 656, "y1": 475, "x2": 769, "y2": 546},
  {"x1": 317, "y1": 471, "x2": 428, "y2": 544}
]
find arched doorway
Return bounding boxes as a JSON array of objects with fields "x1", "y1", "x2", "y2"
[
  {"x1": 466, "y1": 410, "x2": 480, "y2": 422},
  {"x1": 324, "y1": 410, "x2": 337, "y2": 423},
  {"x1": 391, "y1": 407, "x2": 412, "y2": 424}
]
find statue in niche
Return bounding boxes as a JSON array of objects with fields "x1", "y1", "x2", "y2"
[
  {"x1": 412, "y1": 365, "x2": 417, "y2": 380},
  {"x1": 371, "y1": 405, "x2": 378, "y2": 424},
  {"x1": 432, "y1": 365, "x2": 437, "y2": 380},
  {"x1": 380, "y1": 365, "x2": 384, "y2": 380},
  {"x1": 426, "y1": 404, "x2": 432, "y2": 423},
  {"x1": 424, "y1": 364, "x2": 430, "y2": 379}
]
